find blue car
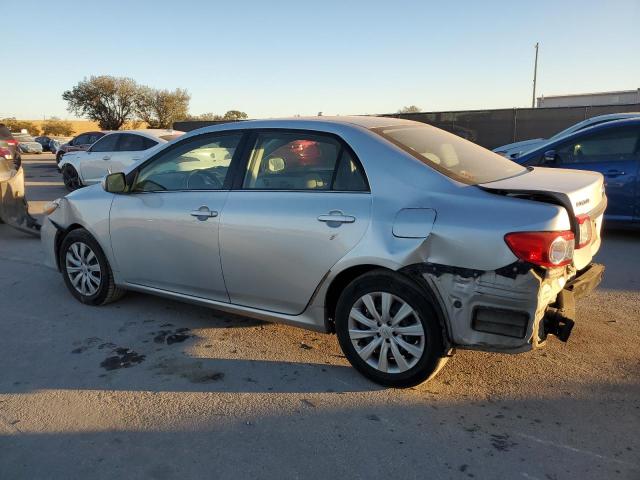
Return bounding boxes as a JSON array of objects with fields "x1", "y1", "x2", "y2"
[{"x1": 516, "y1": 118, "x2": 640, "y2": 227}]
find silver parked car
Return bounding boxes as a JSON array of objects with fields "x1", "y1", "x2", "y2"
[{"x1": 42, "y1": 117, "x2": 606, "y2": 387}]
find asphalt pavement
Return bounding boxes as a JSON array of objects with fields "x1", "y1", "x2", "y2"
[{"x1": 0, "y1": 154, "x2": 638, "y2": 479}]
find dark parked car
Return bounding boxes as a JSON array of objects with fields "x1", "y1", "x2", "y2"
[
  {"x1": 516, "y1": 118, "x2": 640, "y2": 227},
  {"x1": 35, "y1": 136, "x2": 54, "y2": 151},
  {"x1": 56, "y1": 131, "x2": 106, "y2": 165},
  {"x1": 0, "y1": 124, "x2": 21, "y2": 170}
]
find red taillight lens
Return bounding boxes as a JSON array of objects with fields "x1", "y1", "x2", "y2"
[
  {"x1": 504, "y1": 231, "x2": 575, "y2": 267},
  {"x1": 0, "y1": 147, "x2": 10, "y2": 157},
  {"x1": 576, "y1": 214, "x2": 592, "y2": 249},
  {"x1": 6, "y1": 139, "x2": 17, "y2": 146}
]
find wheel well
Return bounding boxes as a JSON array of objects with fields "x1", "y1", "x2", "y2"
[
  {"x1": 324, "y1": 264, "x2": 393, "y2": 333},
  {"x1": 54, "y1": 223, "x2": 85, "y2": 271}
]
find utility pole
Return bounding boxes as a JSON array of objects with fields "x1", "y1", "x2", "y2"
[{"x1": 532, "y1": 42, "x2": 539, "y2": 108}]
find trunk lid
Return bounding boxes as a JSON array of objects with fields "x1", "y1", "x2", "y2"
[{"x1": 479, "y1": 166, "x2": 607, "y2": 269}]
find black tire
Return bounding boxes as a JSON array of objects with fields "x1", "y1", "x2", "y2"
[
  {"x1": 335, "y1": 270, "x2": 447, "y2": 388},
  {"x1": 62, "y1": 164, "x2": 82, "y2": 191},
  {"x1": 59, "y1": 228, "x2": 125, "y2": 306}
]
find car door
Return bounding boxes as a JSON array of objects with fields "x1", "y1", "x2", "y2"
[
  {"x1": 107, "y1": 133, "x2": 158, "y2": 174},
  {"x1": 109, "y1": 131, "x2": 245, "y2": 301},
  {"x1": 219, "y1": 130, "x2": 372, "y2": 315},
  {"x1": 79, "y1": 133, "x2": 121, "y2": 183},
  {"x1": 545, "y1": 126, "x2": 640, "y2": 222}
]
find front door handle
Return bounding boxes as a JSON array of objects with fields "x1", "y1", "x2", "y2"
[
  {"x1": 605, "y1": 170, "x2": 625, "y2": 177},
  {"x1": 102, "y1": 155, "x2": 111, "y2": 161},
  {"x1": 317, "y1": 211, "x2": 356, "y2": 224},
  {"x1": 190, "y1": 206, "x2": 218, "y2": 220}
]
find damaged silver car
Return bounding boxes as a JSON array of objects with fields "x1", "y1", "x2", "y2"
[{"x1": 41, "y1": 117, "x2": 606, "y2": 387}]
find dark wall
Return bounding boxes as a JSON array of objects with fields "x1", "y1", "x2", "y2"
[
  {"x1": 174, "y1": 104, "x2": 640, "y2": 150},
  {"x1": 173, "y1": 119, "x2": 241, "y2": 132},
  {"x1": 384, "y1": 104, "x2": 640, "y2": 149}
]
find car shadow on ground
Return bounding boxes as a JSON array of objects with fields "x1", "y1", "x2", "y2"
[{"x1": 1, "y1": 381, "x2": 638, "y2": 480}]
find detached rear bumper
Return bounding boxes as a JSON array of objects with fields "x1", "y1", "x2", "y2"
[{"x1": 406, "y1": 261, "x2": 605, "y2": 354}]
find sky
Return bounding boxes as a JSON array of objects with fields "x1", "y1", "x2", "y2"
[{"x1": 1, "y1": 0, "x2": 639, "y2": 120}]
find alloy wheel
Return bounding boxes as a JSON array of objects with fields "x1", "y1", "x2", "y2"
[
  {"x1": 348, "y1": 292, "x2": 426, "y2": 373},
  {"x1": 65, "y1": 241, "x2": 102, "y2": 296},
  {"x1": 62, "y1": 166, "x2": 81, "y2": 190}
]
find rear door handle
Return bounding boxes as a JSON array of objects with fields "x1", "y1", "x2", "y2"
[
  {"x1": 190, "y1": 206, "x2": 218, "y2": 220},
  {"x1": 102, "y1": 155, "x2": 111, "y2": 161},
  {"x1": 317, "y1": 211, "x2": 356, "y2": 224}
]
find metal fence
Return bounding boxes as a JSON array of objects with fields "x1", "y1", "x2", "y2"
[{"x1": 174, "y1": 103, "x2": 640, "y2": 150}]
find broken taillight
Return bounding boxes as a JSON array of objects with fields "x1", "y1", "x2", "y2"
[
  {"x1": 504, "y1": 231, "x2": 575, "y2": 268},
  {"x1": 576, "y1": 214, "x2": 592, "y2": 249}
]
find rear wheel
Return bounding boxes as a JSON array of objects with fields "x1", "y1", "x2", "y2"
[
  {"x1": 335, "y1": 270, "x2": 447, "y2": 388},
  {"x1": 59, "y1": 229, "x2": 124, "y2": 305},
  {"x1": 62, "y1": 165, "x2": 82, "y2": 191}
]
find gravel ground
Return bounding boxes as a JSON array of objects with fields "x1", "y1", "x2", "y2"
[{"x1": 0, "y1": 154, "x2": 638, "y2": 479}]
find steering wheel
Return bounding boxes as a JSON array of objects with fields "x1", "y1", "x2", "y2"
[{"x1": 186, "y1": 169, "x2": 223, "y2": 190}]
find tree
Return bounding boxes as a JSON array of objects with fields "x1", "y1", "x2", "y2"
[
  {"x1": 398, "y1": 105, "x2": 421, "y2": 114},
  {"x1": 186, "y1": 110, "x2": 248, "y2": 121},
  {"x1": 223, "y1": 110, "x2": 248, "y2": 120},
  {"x1": 62, "y1": 75, "x2": 141, "y2": 130},
  {"x1": 41, "y1": 117, "x2": 74, "y2": 136},
  {"x1": 136, "y1": 87, "x2": 190, "y2": 128},
  {"x1": 1, "y1": 118, "x2": 41, "y2": 136}
]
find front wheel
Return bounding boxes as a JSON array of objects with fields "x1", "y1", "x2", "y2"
[
  {"x1": 62, "y1": 164, "x2": 82, "y2": 191},
  {"x1": 59, "y1": 229, "x2": 124, "y2": 305},
  {"x1": 335, "y1": 270, "x2": 447, "y2": 388}
]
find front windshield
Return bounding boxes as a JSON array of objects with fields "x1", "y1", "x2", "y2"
[{"x1": 372, "y1": 124, "x2": 527, "y2": 185}]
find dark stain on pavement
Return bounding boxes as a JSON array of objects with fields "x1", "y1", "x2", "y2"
[
  {"x1": 100, "y1": 347, "x2": 146, "y2": 371},
  {"x1": 153, "y1": 327, "x2": 192, "y2": 345}
]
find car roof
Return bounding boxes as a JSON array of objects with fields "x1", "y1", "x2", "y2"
[
  {"x1": 102, "y1": 129, "x2": 185, "y2": 142},
  {"x1": 519, "y1": 117, "x2": 640, "y2": 159},
  {"x1": 183, "y1": 115, "x2": 424, "y2": 138}
]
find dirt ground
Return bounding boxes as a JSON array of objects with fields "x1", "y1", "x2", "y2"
[{"x1": 0, "y1": 154, "x2": 638, "y2": 479}]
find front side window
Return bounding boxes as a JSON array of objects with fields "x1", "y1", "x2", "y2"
[
  {"x1": 134, "y1": 133, "x2": 242, "y2": 192},
  {"x1": 243, "y1": 132, "x2": 366, "y2": 191},
  {"x1": 372, "y1": 124, "x2": 527, "y2": 185},
  {"x1": 91, "y1": 134, "x2": 120, "y2": 152},
  {"x1": 554, "y1": 127, "x2": 639, "y2": 164}
]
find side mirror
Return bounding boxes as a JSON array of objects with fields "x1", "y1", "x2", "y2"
[
  {"x1": 102, "y1": 172, "x2": 126, "y2": 193},
  {"x1": 542, "y1": 150, "x2": 557, "y2": 165}
]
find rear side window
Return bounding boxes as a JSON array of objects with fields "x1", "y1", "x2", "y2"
[
  {"x1": 554, "y1": 127, "x2": 640, "y2": 164},
  {"x1": 117, "y1": 134, "x2": 154, "y2": 151},
  {"x1": 74, "y1": 134, "x2": 90, "y2": 145},
  {"x1": 242, "y1": 132, "x2": 368, "y2": 191},
  {"x1": 86, "y1": 133, "x2": 104, "y2": 144},
  {"x1": 91, "y1": 134, "x2": 120, "y2": 152},
  {"x1": 372, "y1": 124, "x2": 527, "y2": 185}
]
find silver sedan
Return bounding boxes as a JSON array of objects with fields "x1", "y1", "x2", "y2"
[{"x1": 42, "y1": 117, "x2": 606, "y2": 387}]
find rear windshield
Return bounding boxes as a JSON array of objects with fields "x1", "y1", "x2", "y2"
[{"x1": 372, "y1": 124, "x2": 527, "y2": 185}]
